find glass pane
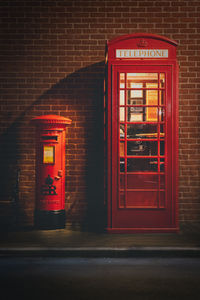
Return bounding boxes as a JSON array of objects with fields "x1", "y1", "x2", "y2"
[
  {"x1": 127, "y1": 124, "x2": 158, "y2": 139},
  {"x1": 127, "y1": 141, "x2": 157, "y2": 156},
  {"x1": 160, "y1": 141, "x2": 165, "y2": 156},
  {"x1": 128, "y1": 82, "x2": 143, "y2": 90},
  {"x1": 127, "y1": 73, "x2": 158, "y2": 88},
  {"x1": 127, "y1": 191, "x2": 158, "y2": 208},
  {"x1": 160, "y1": 73, "x2": 165, "y2": 88},
  {"x1": 160, "y1": 124, "x2": 165, "y2": 139},
  {"x1": 120, "y1": 124, "x2": 125, "y2": 138},
  {"x1": 146, "y1": 89, "x2": 158, "y2": 106},
  {"x1": 120, "y1": 73, "x2": 125, "y2": 88},
  {"x1": 127, "y1": 174, "x2": 158, "y2": 189},
  {"x1": 127, "y1": 90, "x2": 143, "y2": 105},
  {"x1": 127, "y1": 107, "x2": 158, "y2": 122},
  {"x1": 160, "y1": 90, "x2": 165, "y2": 105},
  {"x1": 146, "y1": 82, "x2": 158, "y2": 89},
  {"x1": 120, "y1": 90, "x2": 125, "y2": 105},
  {"x1": 120, "y1": 141, "x2": 125, "y2": 156},
  {"x1": 120, "y1": 107, "x2": 125, "y2": 122},
  {"x1": 146, "y1": 106, "x2": 158, "y2": 122},
  {"x1": 127, "y1": 158, "x2": 158, "y2": 172},
  {"x1": 160, "y1": 158, "x2": 165, "y2": 172},
  {"x1": 120, "y1": 158, "x2": 125, "y2": 172},
  {"x1": 159, "y1": 108, "x2": 165, "y2": 121}
]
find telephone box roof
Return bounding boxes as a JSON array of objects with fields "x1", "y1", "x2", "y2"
[{"x1": 107, "y1": 33, "x2": 178, "y2": 47}]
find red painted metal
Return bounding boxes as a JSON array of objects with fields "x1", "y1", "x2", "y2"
[
  {"x1": 32, "y1": 115, "x2": 72, "y2": 228},
  {"x1": 105, "y1": 33, "x2": 179, "y2": 233}
]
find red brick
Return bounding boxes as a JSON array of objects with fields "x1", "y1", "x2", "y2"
[{"x1": 0, "y1": 0, "x2": 199, "y2": 227}]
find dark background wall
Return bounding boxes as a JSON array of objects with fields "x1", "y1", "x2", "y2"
[{"x1": 0, "y1": 0, "x2": 200, "y2": 229}]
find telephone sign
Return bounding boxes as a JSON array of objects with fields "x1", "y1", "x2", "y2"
[{"x1": 116, "y1": 49, "x2": 169, "y2": 58}]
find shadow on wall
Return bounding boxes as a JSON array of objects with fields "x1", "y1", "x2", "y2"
[
  {"x1": 0, "y1": 61, "x2": 106, "y2": 232},
  {"x1": 0, "y1": 122, "x2": 22, "y2": 229}
]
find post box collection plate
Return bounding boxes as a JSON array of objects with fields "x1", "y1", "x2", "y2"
[{"x1": 43, "y1": 146, "x2": 55, "y2": 164}]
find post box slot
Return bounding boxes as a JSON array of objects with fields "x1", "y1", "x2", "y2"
[{"x1": 41, "y1": 136, "x2": 58, "y2": 141}]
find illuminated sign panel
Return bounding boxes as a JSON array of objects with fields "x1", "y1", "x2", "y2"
[{"x1": 116, "y1": 49, "x2": 168, "y2": 58}]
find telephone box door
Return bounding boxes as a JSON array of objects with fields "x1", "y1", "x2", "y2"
[{"x1": 106, "y1": 34, "x2": 178, "y2": 233}]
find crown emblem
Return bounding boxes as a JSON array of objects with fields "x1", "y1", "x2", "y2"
[{"x1": 137, "y1": 39, "x2": 148, "y2": 47}]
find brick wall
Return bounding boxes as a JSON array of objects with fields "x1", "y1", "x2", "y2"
[{"x1": 0, "y1": 0, "x2": 200, "y2": 228}]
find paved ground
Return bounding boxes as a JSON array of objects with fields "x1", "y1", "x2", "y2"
[
  {"x1": 0, "y1": 223, "x2": 200, "y2": 248},
  {"x1": 0, "y1": 223, "x2": 199, "y2": 259},
  {"x1": 0, "y1": 224, "x2": 199, "y2": 299},
  {"x1": 1, "y1": 257, "x2": 200, "y2": 300}
]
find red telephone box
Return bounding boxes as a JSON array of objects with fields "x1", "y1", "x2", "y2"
[
  {"x1": 106, "y1": 33, "x2": 179, "y2": 233},
  {"x1": 32, "y1": 115, "x2": 72, "y2": 229}
]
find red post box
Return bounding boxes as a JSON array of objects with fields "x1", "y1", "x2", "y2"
[{"x1": 32, "y1": 115, "x2": 72, "y2": 229}]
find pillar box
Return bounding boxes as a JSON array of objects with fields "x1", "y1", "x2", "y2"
[{"x1": 32, "y1": 115, "x2": 72, "y2": 229}]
